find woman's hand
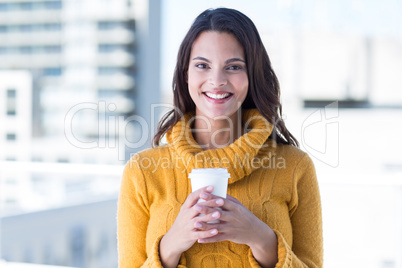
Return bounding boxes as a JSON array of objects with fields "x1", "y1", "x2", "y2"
[
  {"x1": 195, "y1": 194, "x2": 278, "y2": 268},
  {"x1": 159, "y1": 186, "x2": 224, "y2": 268}
]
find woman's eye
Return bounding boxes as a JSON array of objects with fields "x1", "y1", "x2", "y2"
[
  {"x1": 228, "y1": 65, "x2": 242, "y2": 70},
  {"x1": 196, "y1": 63, "x2": 208, "y2": 69}
]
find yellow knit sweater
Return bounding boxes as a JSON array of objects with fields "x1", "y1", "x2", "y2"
[{"x1": 117, "y1": 109, "x2": 323, "y2": 268}]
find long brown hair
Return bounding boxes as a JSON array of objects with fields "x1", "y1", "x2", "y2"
[{"x1": 153, "y1": 8, "x2": 298, "y2": 147}]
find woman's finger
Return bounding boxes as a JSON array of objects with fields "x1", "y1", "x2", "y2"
[
  {"x1": 225, "y1": 194, "x2": 242, "y2": 204},
  {"x1": 183, "y1": 186, "x2": 214, "y2": 208},
  {"x1": 195, "y1": 198, "x2": 224, "y2": 209},
  {"x1": 193, "y1": 229, "x2": 219, "y2": 241},
  {"x1": 220, "y1": 196, "x2": 241, "y2": 212},
  {"x1": 193, "y1": 204, "x2": 223, "y2": 216},
  {"x1": 198, "y1": 232, "x2": 226, "y2": 243},
  {"x1": 193, "y1": 209, "x2": 221, "y2": 223},
  {"x1": 193, "y1": 220, "x2": 220, "y2": 231}
]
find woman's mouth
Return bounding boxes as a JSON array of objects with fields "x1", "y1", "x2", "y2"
[{"x1": 203, "y1": 92, "x2": 233, "y2": 100}]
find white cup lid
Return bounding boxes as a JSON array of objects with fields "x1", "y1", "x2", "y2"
[{"x1": 188, "y1": 168, "x2": 230, "y2": 178}]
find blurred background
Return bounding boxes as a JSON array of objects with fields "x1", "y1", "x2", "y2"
[{"x1": 0, "y1": 0, "x2": 401, "y2": 267}]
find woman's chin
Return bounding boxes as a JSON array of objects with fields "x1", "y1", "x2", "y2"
[{"x1": 198, "y1": 109, "x2": 240, "y2": 122}]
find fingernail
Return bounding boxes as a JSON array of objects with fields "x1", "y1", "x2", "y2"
[
  {"x1": 210, "y1": 229, "x2": 218, "y2": 235},
  {"x1": 195, "y1": 222, "x2": 202, "y2": 228},
  {"x1": 212, "y1": 211, "x2": 219, "y2": 218},
  {"x1": 216, "y1": 199, "x2": 224, "y2": 205},
  {"x1": 206, "y1": 186, "x2": 213, "y2": 191},
  {"x1": 194, "y1": 205, "x2": 202, "y2": 212},
  {"x1": 198, "y1": 239, "x2": 205, "y2": 243},
  {"x1": 200, "y1": 193, "x2": 208, "y2": 199}
]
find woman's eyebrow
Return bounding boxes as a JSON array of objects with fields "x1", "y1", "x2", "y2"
[
  {"x1": 225, "y1": 58, "x2": 245, "y2": 64},
  {"x1": 192, "y1": 56, "x2": 210, "y2": 62},
  {"x1": 192, "y1": 56, "x2": 245, "y2": 64}
]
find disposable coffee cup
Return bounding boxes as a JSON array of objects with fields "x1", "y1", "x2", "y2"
[{"x1": 189, "y1": 168, "x2": 230, "y2": 223}]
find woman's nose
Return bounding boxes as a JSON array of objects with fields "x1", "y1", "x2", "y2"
[{"x1": 208, "y1": 70, "x2": 227, "y2": 87}]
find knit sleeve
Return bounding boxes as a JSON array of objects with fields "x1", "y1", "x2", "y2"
[
  {"x1": 117, "y1": 159, "x2": 166, "y2": 268},
  {"x1": 275, "y1": 153, "x2": 323, "y2": 268}
]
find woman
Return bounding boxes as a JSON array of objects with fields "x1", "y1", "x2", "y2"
[{"x1": 118, "y1": 7, "x2": 323, "y2": 268}]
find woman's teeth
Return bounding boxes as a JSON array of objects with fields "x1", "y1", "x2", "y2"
[{"x1": 204, "y1": 92, "x2": 231, "y2": 99}]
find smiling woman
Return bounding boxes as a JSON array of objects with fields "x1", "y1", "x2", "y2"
[
  {"x1": 118, "y1": 7, "x2": 323, "y2": 268},
  {"x1": 187, "y1": 31, "x2": 249, "y2": 147}
]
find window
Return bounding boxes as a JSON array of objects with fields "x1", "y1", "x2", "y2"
[
  {"x1": 32, "y1": 24, "x2": 44, "y2": 31},
  {"x1": 3, "y1": 25, "x2": 18, "y2": 32},
  {"x1": 20, "y1": 46, "x2": 32, "y2": 54},
  {"x1": 0, "y1": 3, "x2": 10, "y2": 11},
  {"x1": 31, "y1": 46, "x2": 42, "y2": 54},
  {"x1": 57, "y1": 158, "x2": 69, "y2": 163},
  {"x1": 32, "y1": 156, "x2": 43, "y2": 162},
  {"x1": 44, "y1": 23, "x2": 62, "y2": 31},
  {"x1": 43, "y1": 45, "x2": 62, "y2": 53},
  {"x1": 6, "y1": 88, "x2": 16, "y2": 116},
  {"x1": 98, "y1": 89, "x2": 126, "y2": 99},
  {"x1": 20, "y1": 2, "x2": 33, "y2": 10},
  {"x1": 31, "y1": 2, "x2": 43, "y2": 10},
  {"x1": 5, "y1": 178, "x2": 17, "y2": 185},
  {"x1": 20, "y1": 24, "x2": 33, "y2": 32},
  {"x1": 0, "y1": 23, "x2": 62, "y2": 33},
  {"x1": 44, "y1": 1, "x2": 62, "y2": 10},
  {"x1": 7, "y1": 46, "x2": 18, "y2": 54},
  {"x1": 98, "y1": 44, "x2": 121, "y2": 53},
  {"x1": 70, "y1": 226, "x2": 86, "y2": 267},
  {"x1": 6, "y1": 133, "x2": 17, "y2": 141},
  {"x1": 7, "y1": 88, "x2": 16, "y2": 98},
  {"x1": 6, "y1": 109, "x2": 16, "y2": 116},
  {"x1": 0, "y1": 1, "x2": 62, "y2": 12},
  {"x1": 5, "y1": 198, "x2": 17, "y2": 203},
  {"x1": 98, "y1": 21, "x2": 124, "y2": 30},
  {"x1": 43, "y1": 67, "x2": 62, "y2": 76},
  {"x1": 98, "y1": 67, "x2": 121, "y2": 75},
  {"x1": 0, "y1": 46, "x2": 62, "y2": 54}
]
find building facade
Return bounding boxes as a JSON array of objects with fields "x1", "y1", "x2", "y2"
[
  {"x1": 0, "y1": 1, "x2": 161, "y2": 265},
  {"x1": 0, "y1": 0, "x2": 161, "y2": 164}
]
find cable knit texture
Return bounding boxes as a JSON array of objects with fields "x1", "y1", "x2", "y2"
[{"x1": 117, "y1": 109, "x2": 323, "y2": 268}]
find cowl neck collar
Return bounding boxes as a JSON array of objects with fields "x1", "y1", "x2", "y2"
[{"x1": 166, "y1": 109, "x2": 278, "y2": 184}]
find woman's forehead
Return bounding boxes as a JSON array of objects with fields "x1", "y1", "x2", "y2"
[{"x1": 190, "y1": 31, "x2": 245, "y2": 59}]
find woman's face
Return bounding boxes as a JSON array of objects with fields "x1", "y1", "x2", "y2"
[{"x1": 187, "y1": 31, "x2": 248, "y2": 120}]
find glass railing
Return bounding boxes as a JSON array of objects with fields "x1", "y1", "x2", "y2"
[{"x1": 0, "y1": 161, "x2": 123, "y2": 268}]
